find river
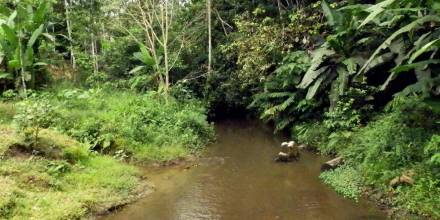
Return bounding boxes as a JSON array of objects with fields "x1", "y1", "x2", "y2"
[{"x1": 102, "y1": 120, "x2": 386, "y2": 220}]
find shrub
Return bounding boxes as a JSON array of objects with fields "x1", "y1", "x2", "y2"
[
  {"x1": 323, "y1": 130, "x2": 354, "y2": 155},
  {"x1": 395, "y1": 172, "x2": 440, "y2": 219},
  {"x1": 13, "y1": 99, "x2": 57, "y2": 144},
  {"x1": 339, "y1": 98, "x2": 439, "y2": 184},
  {"x1": 324, "y1": 98, "x2": 361, "y2": 131},
  {"x1": 424, "y1": 135, "x2": 440, "y2": 169},
  {"x1": 1, "y1": 90, "x2": 17, "y2": 101}
]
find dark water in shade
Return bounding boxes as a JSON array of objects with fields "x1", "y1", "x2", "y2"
[{"x1": 102, "y1": 120, "x2": 386, "y2": 220}]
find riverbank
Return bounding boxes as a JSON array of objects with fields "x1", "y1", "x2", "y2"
[
  {"x1": 293, "y1": 98, "x2": 440, "y2": 219},
  {"x1": 0, "y1": 88, "x2": 214, "y2": 219}
]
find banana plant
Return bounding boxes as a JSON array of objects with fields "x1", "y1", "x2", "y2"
[
  {"x1": 298, "y1": 1, "x2": 370, "y2": 110},
  {"x1": 356, "y1": 0, "x2": 440, "y2": 97},
  {"x1": 0, "y1": 1, "x2": 52, "y2": 96},
  {"x1": 299, "y1": 0, "x2": 440, "y2": 110},
  {"x1": 129, "y1": 42, "x2": 159, "y2": 90}
]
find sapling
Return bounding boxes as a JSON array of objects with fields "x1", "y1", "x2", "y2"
[{"x1": 13, "y1": 99, "x2": 56, "y2": 145}]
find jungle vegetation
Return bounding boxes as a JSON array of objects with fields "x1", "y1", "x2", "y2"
[{"x1": 0, "y1": 0, "x2": 439, "y2": 219}]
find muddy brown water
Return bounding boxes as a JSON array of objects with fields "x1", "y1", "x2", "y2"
[{"x1": 102, "y1": 120, "x2": 386, "y2": 220}]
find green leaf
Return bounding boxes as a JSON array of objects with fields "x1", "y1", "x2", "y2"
[
  {"x1": 358, "y1": 0, "x2": 397, "y2": 29},
  {"x1": 24, "y1": 47, "x2": 34, "y2": 67},
  {"x1": 7, "y1": 59, "x2": 19, "y2": 69},
  {"x1": 391, "y1": 59, "x2": 440, "y2": 74},
  {"x1": 298, "y1": 46, "x2": 334, "y2": 89},
  {"x1": 7, "y1": 10, "x2": 16, "y2": 26},
  {"x1": 306, "y1": 74, "x2": 326, "y2": 100},
  {"x1": 42, "y1": 33, "x2": 56, "y2": 42},
  {"x1": 134, "y1": 43, "x2": 155, "y2": 66},
  {"x1": 34, "y1": 1, "x2": 48, "y2": 25},
  {"x1": 28, "y1": 24, "x2": 44, "y2": 48},
  {"x1": 23, "y1": 72, "x2": 31, "y2": 81},
  {"x1": 343, "y1": 58, "x2": 357, "y2": 75},
  {"x1": 0, "y1": 72, "x2": 12, "y2": 79},
  {"x1": 129, "y1": 65, "x2": 145, "y2": 74},
  {"x1": 1, "y1": 24, "x2": 18, "y2": 46},
  {"x1": 133, "y1": 52, "x2": 145, "y2": 63},
  {"x1": 322, "y1": 1, "x2": 342, "y2": 28},
  {"x1": 409, "y1": 39, "x2": 440, "y2": 63},
  {"x1": 0, "y1": 5, "x2": 11, "y2": 16},
  {"x1": 363, "y1": 52, "x2": 394, "y2": 73}
]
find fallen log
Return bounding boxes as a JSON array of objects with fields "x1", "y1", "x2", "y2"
[{"x1": 321, "y1": 156, "x2": 343, "y2": 171}]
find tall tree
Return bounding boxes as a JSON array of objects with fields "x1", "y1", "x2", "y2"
[{"x1": 207, "y1": 0, "x2": 212, "y2": 76}]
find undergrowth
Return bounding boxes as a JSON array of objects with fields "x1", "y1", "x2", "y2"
[
  {"x1": 26, "y1": 87, "x2": 214, "y2": 163},
  {"x1": 295, "y1": 97, "x2": 440, "y2": 218}
]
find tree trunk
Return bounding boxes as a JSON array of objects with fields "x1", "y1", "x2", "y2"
[
  {"x1": 207, "y1": 0, "x2": 212, "y2": 76},
  {"x1": 18, "y1": 40, "x2": 27, "y2": 98},
  {"x1": 64, "y1": 0, "x2": 76, "y2": 70}
]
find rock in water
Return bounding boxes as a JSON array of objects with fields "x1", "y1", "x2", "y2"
[
  {"x1": 276, "y1": 141, "x2": 300, "y2": 162},
  {"x1": 275, "y1": 152, "x2": 291, "y2": 162},
  {"x1": 274, "y1": 149, "x2": 300, "y2": 162}
]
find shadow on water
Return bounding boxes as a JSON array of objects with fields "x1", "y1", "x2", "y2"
[{"x1": 102, "y1": 120, "x2": 386, "y2": 220}]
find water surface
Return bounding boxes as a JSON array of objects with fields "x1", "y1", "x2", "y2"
[{"x1": 103, "y1": 120, "x2": 386, "y2": 220}]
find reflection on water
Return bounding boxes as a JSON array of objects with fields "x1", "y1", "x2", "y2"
[{"x1": 102, "y1": 120, "x2": 386, "y2": 220}]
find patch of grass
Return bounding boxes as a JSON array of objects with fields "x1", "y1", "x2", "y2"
[
  {"x1": 0, "y1": 125, "x2": 21, "y2": 156},
  {"x1": 0, "y1": 102, "x2": 15, "y2": 123},
  {"x1": 320, "y1": 166, "x2": 363, "y2": 201},
  {"x1": 0, "y1": 124, "x2": 89, "y2": 162},
  {"x1": 132, "y1": 144, "x2": 190, "y2": 162},
  {"x1": 0, "y1": 128, "x2": 144, "y2": 220}
]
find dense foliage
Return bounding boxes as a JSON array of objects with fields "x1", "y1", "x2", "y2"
[{"x1": 0, "y1": 0, "x2": 439, "y2": 218}]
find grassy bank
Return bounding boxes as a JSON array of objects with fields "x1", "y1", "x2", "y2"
[
  {"x1": 0, "y1": 88, "x2": 214, "y2": 219},
  {"x1": 292, "y1": 98, "x2": 440, "y2": 218},
  {"x1": 0, "y1": 125, "x2": 145, "y2": 219}
]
